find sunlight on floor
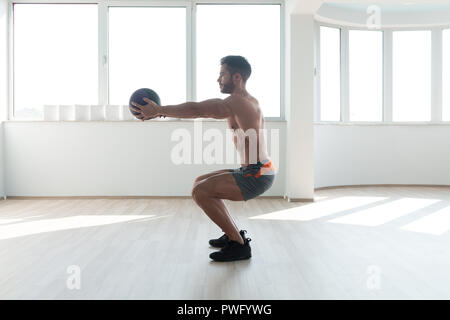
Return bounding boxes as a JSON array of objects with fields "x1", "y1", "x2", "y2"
[
  {"x1": 249, "y1": 196, "x2": 387, "y2": 221},
  {"x1": 249, "y1": 194, "x2": 450, "y2": 235},
  {"x1": 401, "y1": 205, "x2": 450, "y2": 235},
  {"x1": 0, "y1": 218, "x2": 24, "y2": 225},
  {"x1": 0, "y1": 215, "x2": 154, "y2": 240},
  {"x1": 329, "y1": 198, "x2": 440, "y2": 226}
]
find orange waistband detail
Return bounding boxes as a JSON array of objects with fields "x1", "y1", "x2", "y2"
[{"x1": 245, "y1": 161, "x2": 276, "y2": 178}]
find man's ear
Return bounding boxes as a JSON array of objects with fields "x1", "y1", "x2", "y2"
[{"x1": 233, "y1": 73, "x2": 242, "y2": 83}]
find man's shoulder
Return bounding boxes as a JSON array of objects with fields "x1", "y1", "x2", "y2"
[
  {"x1": 224, "y1": 96, "x2": 262, "y2": 127},
  {"x1": 224, "y1": 95, "x2": 258, "y2": 109}
]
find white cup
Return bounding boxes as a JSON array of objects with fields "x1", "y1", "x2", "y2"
[
  {"x1": 122, "y1": 104, "x2": 136, "y2": 121},
  {"x1": 59, "y1": 105, "x2": 75, "y2": 121},
  {"x1": 43, "y1": 105, "x2": 59, "y2": 121},
  {"x1": 75, "y1": 105, "x2": 90, "y2": 121},
  {"x1": 105, "y1": 105, "x2": 121, "y2": 121},
  {"x1": 90, "y1": 105, "x2": 105, "y2": 121}
]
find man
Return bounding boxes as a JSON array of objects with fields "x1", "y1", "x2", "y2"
[{"x1": 130, "y1": 55, "x2": 275, "y2": 262}]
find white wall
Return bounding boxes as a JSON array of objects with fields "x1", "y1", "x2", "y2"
[
  {"x1": 7, "y1": 121, "x2": 450, "y2": 197},
  {"x1": 315, "y1": 124, "x2": 450, "y2": 189},
  {"x1": 4, "y1": 121, "x2": 286, "y2": 197}
]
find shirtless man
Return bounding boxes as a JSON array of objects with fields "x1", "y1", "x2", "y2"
[{"x1": 130, "y1": 56, "x2": 276, "y2": 262}]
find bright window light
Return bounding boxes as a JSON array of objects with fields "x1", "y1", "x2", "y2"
[
  {"x1": 393, "y1": 31, "x2": 431, "y2": 121},
  {"x1": 349, "y1": 30, "x2": 383, "y2": 122},
  {"x1": 443, "y1": 29, "x2": 450, "y2": 121},
  {"x1": 109, "y1": 7, "x2": 186, "y2": 106},
  {"x1": 320, "y1": 26, "x2": 341, "y2": 121},
  {"x1": 196, "y1": 5, "x2": 280, "y2": 117},
  {"x1": 13, "y1": 4, "x2": 98, "y2": 119}
]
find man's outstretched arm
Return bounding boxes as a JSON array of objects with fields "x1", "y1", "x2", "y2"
[{"x1": 131, "y1": 98, "x2": 231, "y2": 120}]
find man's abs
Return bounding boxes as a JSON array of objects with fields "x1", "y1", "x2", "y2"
[{"x1": 228, "y1": 116, "x2": 269, "y2": 166}]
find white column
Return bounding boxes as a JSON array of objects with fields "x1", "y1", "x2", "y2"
[{"x1": 285, "y1": 13, "x2": 315, "y2": 202}]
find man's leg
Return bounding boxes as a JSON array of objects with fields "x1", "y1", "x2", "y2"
[
  {"x1": 192, "y1": 169, "x2": 231, "y2": 188},
  {"x1": 191, "y1": 172, "x2": 244, "y2": 244}
]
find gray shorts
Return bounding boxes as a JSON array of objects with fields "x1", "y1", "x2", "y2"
[{"x1": 229, "y1": 160, "x2": 276, "y2": 201}]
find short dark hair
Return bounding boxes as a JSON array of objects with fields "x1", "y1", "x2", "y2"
[{"x1": 220, "y1": 55, "x2": 252, "y2": 82}]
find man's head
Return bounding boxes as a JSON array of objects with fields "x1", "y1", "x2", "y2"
[{"x1": 218, "y1": 55, "x2": 252, "y2": 94}]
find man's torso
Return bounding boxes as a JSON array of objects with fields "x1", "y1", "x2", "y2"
[{"x1": 225, "y1": 94, "x2": 269, "y2": 167}]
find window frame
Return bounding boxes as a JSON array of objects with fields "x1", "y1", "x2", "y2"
[
  {"x1": 8, "y1": 0, "x2": 285, "y2": 121},
  {"x1": 316, "y1": 20, "x2": 448, "y2": 125}
]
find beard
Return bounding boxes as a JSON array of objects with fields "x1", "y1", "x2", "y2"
[{"x1": 220, "y1": 80, "x2": 234, "y2": 94}]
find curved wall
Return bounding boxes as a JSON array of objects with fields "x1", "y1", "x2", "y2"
[{"x1": 314, "y1": 124, "x2": 450, "y2": 189}]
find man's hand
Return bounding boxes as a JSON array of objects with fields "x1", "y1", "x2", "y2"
[{"x1": 130, "y1": 97, "x2": 162, "y2": 121}]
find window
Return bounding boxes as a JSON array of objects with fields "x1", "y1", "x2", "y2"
[
  {"x1": 13, "y1": 4, "x2": 98, "y2": 119},
  {"x1": 443, "y1": 29, "x2": 450, "y2": 121},
  {"x1": 348, "y1": 30, "x2": 383, "y2": 122},
  {"x1": 12, "y1": 3, "x2": 283, "y2": 120},
  {"x1": 319, "y1": 26, "x2": 341, "y2": 121},
  {"x1": 196, "y1": 4, "x2": 280, "y2": 118},
  {"x1": 108, "y1": 7, "x2": 186, "y2": 106},
  {"x1": 392, "y1": 31, "x2": 431, "y2": 121}
]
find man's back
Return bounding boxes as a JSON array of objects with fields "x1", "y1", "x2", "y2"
[{"x1": 225, "y1": 94, "x2": 269, "y2": 166}]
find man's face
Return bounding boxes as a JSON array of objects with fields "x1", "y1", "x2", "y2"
[{"x1": 217, "y1": 64, "x2": 234, "y2": 94}]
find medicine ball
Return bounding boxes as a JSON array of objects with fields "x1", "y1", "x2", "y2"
[{"x1": 129, "y1": 88, "x2": 162, "y2": 118}]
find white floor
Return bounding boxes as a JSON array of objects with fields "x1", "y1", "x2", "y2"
[{"x1": 1, "y1": 186, "x2": 450, "y2": 299}]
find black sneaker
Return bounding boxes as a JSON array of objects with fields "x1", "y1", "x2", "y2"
[
  {"x1": 209, "y1": 230, "x2": 247, "y2": 248},
  {"x1": 209, "y1": 238, "x2": 252, "y2": 262}
]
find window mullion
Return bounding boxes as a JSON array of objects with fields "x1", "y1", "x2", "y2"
[
  {"x1": 432, "y1": 28, "x2": 442, "y2": 122},
  {"x1": 189, "y1": 2, "x2": 196, "y2": 102},
  {"x1": 315, "y1": 22, "x2": 321, "y2": 122},
  {"x1": 8, "y1": 2, "x2": 13, "y2": 119},
  {"x1": 99, "y1": 0, "x2": 108, "y2": 106},
  {"x1": 383, "y1": 30, "x2": 393, "y2": 122},
  {"x1": 340, "y1": 27, "x2": 349, "y2": 122}
]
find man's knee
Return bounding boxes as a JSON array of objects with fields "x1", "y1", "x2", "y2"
[
  {"x1": 191, "y1": 182, "x2": 208, "y2": 203},
  {"x1": 193, "y1": 176, "x2": 202, "y2": 184},
  {"x1": 191, "y1": 177, "x2": 204, "y2": 196},
  {"x1": 193, "y1": 174, "x2": 207, "y2": 189}
]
